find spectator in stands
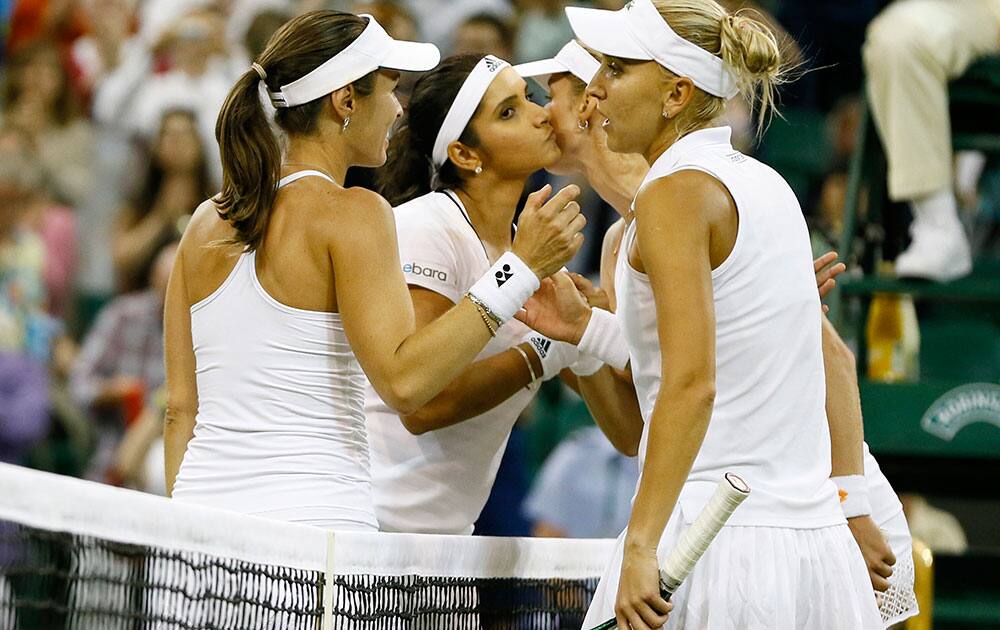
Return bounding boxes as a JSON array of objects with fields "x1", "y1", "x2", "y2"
[
  {"x1": 70, "y1": 240, "x2": 175, "y2": 481},
  {"x1": 0, "y1": 126, "x2": 77, "y2": 321},
  {"x1": 70, "y1": 0, "x2": 139, "y2": 102},
  {"x1": 452, "y1": 12, "x2": 514, "y2": 60},
  {"x1": 1, "y1": 40, "x2": 95, "y2": 210},
  {"x1": 112, "y1": 109, "x2": 212, "y2": 292},
  {"x1": 524, "y1": 425, "x2": 638, "y2": 538},
  {"x1": 513, "y1": 0, "x2": 573, "y2": 63},
  {"x1": 863, "y1": 0, "x2": 1000, "y2": 281},
  {"x1": 0, "y1": 151, "x2": 53, "y2": 465},
  {"x1": 399, "y1": 0, "x2": 512, "y2": 51}
]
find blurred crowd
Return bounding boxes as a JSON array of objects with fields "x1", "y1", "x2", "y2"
[{"x1": 0, "y1": 0, "x2": 995, "y2": 546}]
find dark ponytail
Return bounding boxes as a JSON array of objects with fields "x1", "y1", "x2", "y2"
[
  {"x1": 377, "y1": 54, "x2": 483, "y2": 207},
  {"x1": 214, "y1": 11, "x2": 375, "y2": 251}
]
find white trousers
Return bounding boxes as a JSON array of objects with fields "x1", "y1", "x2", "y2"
[{"x1": 863, "y1": 0, "x2": 1000, "y2": 200}]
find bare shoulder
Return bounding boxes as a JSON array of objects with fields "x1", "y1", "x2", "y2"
[
  {"x1": 634, "y1": 169, "x2": 732, "y2": 225},
  {"x1": 601, "y1": 217, "x2": 627, "y2": 256},
  {"x1": 312, "y1": 184, "x2": 395, "y2": 243},
  {"x1": 177, "y1": 198, "x2": 245, "y2": 304}
]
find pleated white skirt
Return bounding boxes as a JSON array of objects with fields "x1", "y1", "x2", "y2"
[{"x1": 583, "y1": 519, "x2": 883, "y2": 630}]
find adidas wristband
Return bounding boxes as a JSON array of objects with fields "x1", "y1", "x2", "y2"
[
  {"x1": 524, "y1": 333, "x2": 579, "y2": 381},
  {"x1": 570, "y1": 353, "x2": 604, "y2": 377},
  {"x1": 578, "y1": 308, "x2": 629, "y2": 371},
  {"x1": 468, "y1": 252, "x2": 540, "y2": 323},
  {"x1": 832, "y1": 474, "x2": 872, "y2": 518}
]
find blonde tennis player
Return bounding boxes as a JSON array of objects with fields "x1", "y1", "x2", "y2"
[
  {"x1": 163, "y1": 11, "x2": 585, "y2": 531},
  {"x1": 516, "y1": 1, "x2": 883, "y2": 627},
  {"x1": 516, "y1": 37, "x2": 917, "y2": 628}
]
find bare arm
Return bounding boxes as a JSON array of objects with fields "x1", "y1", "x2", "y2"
[
  {"x1": 823, "y1": 316, "x2": 864, "y2": 477},
  {"x1": 163, "y1": 244, "x2": 198, "y2": 496},
  {"x1": 576, "y1": 219, "x2": 643, "y2": 455},
  {"x1": 614, "y1": 172, "x2": 725, "y2": 629},
  {"x1": 331, "y1": 186, "x2": 583, "y2": 415},
  {"x1": 398, "y1": 287, "x2": 543, "y2": 434}
]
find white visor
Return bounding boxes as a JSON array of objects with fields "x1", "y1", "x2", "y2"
[
  {"x1": 565, "y1": 0, "x2": 739, "y2": 99},
  {"x1": 431, "y1": 55, "x2": 511, "y2": 167},
  {"x1": 514, "y1": 40, "x2": 600, "y2": 93},
  {"x1": 267, "y1": 14, "x2": 440, "y2": 108}
]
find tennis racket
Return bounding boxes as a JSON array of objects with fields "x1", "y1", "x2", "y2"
[{"x1": 588, "y1": 473, "x2": 751, "y2": 630}]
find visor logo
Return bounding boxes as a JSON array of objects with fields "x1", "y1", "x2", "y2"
[{"x1": 484, "y1": 57, "x2": 503, "y2": 73}]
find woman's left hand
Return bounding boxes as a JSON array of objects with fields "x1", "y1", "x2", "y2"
[
  {"x1": 614, "y1": 545, "x2": 672, "y2": 630},
  {"x1": 515, "y1": 272, "x2": 592, "y2": 344},
  {"x1": 814, "y1": 251, "x2": 847, "y2": 313}
]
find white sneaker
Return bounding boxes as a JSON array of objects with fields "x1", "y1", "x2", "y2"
[{"x1": 895, "y1": 226, "x2": 972, "y2": 282}]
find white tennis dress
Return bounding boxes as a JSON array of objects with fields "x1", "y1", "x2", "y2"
[
  {"x1": 584, "y1": 127, "x2": 883, "y2": 629},
  {"x1": 171, "y1": 171, "x2": 378, "y2": 531},
  {"x1": 365, "y1": 189, "x2": 537, "y2": 534}
]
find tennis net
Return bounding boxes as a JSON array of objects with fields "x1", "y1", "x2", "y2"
[{"x1": 0, "y1": 463, "x2": 613, "y2": 629}]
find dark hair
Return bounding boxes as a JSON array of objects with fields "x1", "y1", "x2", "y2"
[
  {"x1": 214, "y1": 11, "x2": 376, "y2": 251},
  {"x1": 461, "y1": 13, "x2": 514, "y2": 51},
  {"x1": 2, "y1": 42, "x2": 79, "y2": 126},
  {"x1": 134, "y1": 109, "x2": 214, "y2": 218},
  {"x1": 377, "y1": 54, "x2": 483, "y2": 206}
]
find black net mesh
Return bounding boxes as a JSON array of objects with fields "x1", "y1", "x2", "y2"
[{"x1": 1, "y1": 520, "x2": 599, "y2": 629}]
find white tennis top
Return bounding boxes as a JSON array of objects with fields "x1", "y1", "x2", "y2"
[
  {"x1": 365, "y1": 190, "x2": 536, "y2": 534},
  {"x1": 172, "y1": 171, "x2": 378, "y2": 531},
  {"x1": 615, "y1": 127, "x2": 844, "y2": 528}
]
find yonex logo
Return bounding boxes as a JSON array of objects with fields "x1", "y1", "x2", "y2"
[
  {"x1": 484, "y1": 57, "x2": 503, "y2": 73},
  {"x1": 495, "y1": 264, "x2": 514, "y2": 287},
  {"x1": 530, "y1": 336, "x2": 551, "y2": 359},
  {"x1": 403, "y1": 262, "x2": 448, "y2": 282}
]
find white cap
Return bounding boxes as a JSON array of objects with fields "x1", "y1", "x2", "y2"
[
  {"x1": 565, "y1": 0, "x2": 739, "y2": 99},
  {"x1": 267, "y1": 14, "x2": 440, "y2": 108},
  {"x1": 513, "y1": 40, "x2": 600, "y2": 93}
]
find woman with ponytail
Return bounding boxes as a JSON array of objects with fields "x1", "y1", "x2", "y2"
[
  {"x1": 163, "y1": 12, "x2": 585, "y2": 531},
  {"x1": 363, "y1": 52, "x2": 639, "y2": 536},
  {"x1": 514, "y1": 1, "x2": 885, "y2": 627}
]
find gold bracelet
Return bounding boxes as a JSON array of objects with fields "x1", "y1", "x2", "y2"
[
  {"x1": 465, "y1": 291, "x2": 503, "y2": 330},
  {"x1": 468, "y1": 298, "x2": 498, "y2": 337},
  {"x1": 513, "y1": 344, "x2": 538, "y2": 387}
]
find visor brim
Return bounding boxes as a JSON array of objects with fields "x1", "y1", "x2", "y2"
[
  {"x1": 565, "y1": 6, "x2": 651, "y2": 61},
  {"x1": 380, "y1": 39, "x2": 441, "y2": 72}
]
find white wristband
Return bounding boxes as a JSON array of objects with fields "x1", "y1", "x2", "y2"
[
  {"x1": 577, "y1": 308, "x2": 629, "y2": 371},
  {"x1": 467, "y1": 252, "x2": 540, "y2": 323},
  {"x1": 570, "y1": 353, "x2": 604, "y2": 377},
  {"x1": 523, "y1": 333, "x2": 578, "y2": 381},
  {"x1": 832, "y1": 474, "x2": 872, "y2": 518}
]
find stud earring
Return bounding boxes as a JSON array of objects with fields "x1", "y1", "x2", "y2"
[
  {"x1": 578, "y1": 119, "x2": 589, "y2": 130},
  {"x1": 475, "y1": 165, "x2": 483, "y2": 175}
]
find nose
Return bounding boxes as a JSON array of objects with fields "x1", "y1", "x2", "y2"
[
  {"x1": 530, "y1": 101, "x2": 551, "y2": 128},
  {"x1": 586, "y1": 76, "x2": 606, "y2": 102}
]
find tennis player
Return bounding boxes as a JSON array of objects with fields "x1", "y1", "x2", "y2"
[
  {"x1": 516, "y1": 1, "x2": 883, "y2": 627},
  {"x1": 364, "y1": 53, "x2": 638, "y2": 535},
  {"x1": 163, "y1": 12, "x2": 585, "y2": 531},
  {"x1": 516, "y1": 37, "x2": 917, "y2": 628}
]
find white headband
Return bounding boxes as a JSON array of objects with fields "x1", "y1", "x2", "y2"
[
  {"x1": 514, "y1": 40, "x2": 600, "y2": 93},
  {"x1": 266, "y1": 14, "x2": 440, "y2": 108},
  {"x1": 431, "y1": 55, "x2": 511, "y2": 167},
  {"x1": 566, "y1": 0, "x2": 739, "y2": 99}
]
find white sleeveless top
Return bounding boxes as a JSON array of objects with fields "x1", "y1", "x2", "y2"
[
  {"x1": 171, "y1": 171, "x2": 378, "y2": 531},
  {"x1": 365, "y1": 190, "x2": 536, "y2": 534},
  {"x1": 615, "y1": 127, "x2": 843, "y2": 528}
]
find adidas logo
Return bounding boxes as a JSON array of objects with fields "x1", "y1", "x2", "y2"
[
  {"x1": 495, "y1": 264, "x2": 514, "y2": 287},
  {"x1": 530, "y1": 336, "x2": 551, "y2": 359},
  {"x1": 484, "y1": 57, "x2": 503, "y2": 72}
]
